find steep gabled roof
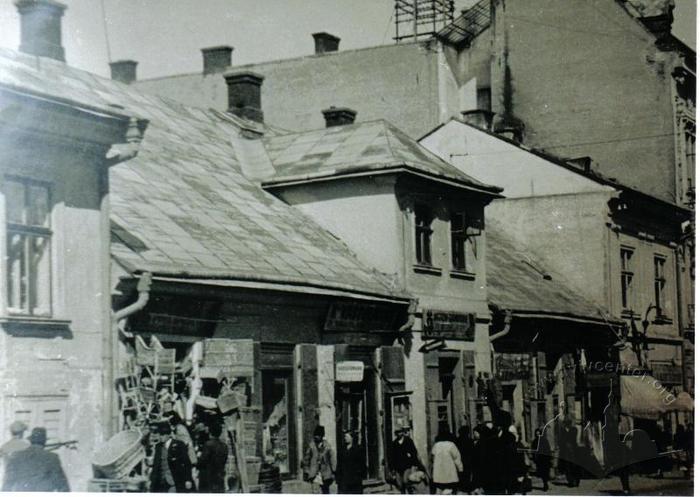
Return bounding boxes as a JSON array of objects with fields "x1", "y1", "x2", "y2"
[
  {"x1": 0, "y1": 48, "x2": 408, "y2": 301},
  {"x1": 486, "y1": 218, "x2": 620, "y2": 325},
  {"x1": 262, "y1": 119, "x2": 502, "y2": 195}
]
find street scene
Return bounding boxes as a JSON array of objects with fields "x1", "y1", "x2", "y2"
[{"x1": 0, "y1": 0, "x2": 695, "y2": 494}]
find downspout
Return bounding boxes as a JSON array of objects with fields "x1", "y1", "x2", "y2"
[
  {"x1": 105, "y1": 272, "x2": 152, "y2": 436},
  {"x1": 489, "y1": 309, "x2": 513, "y2": 342},
  {"x1": 101, "y1": 115, "x2": 148, "y2": 439}
]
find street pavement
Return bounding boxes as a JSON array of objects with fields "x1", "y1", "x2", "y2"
[{"x1": 528, "y1": 471, "x2": 694, "y2": 496}]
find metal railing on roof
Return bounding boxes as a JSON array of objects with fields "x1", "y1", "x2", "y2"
[
  {"x1": 394, "y1": 0, "x2": 455, "y2": 42},
  {"x1": 436, "y1": 0, "x2": 492, "y2": 49}
]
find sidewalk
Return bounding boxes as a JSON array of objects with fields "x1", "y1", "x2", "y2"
[{"x1": 528, "y1": 470, "x2": 693, "y2": 496}]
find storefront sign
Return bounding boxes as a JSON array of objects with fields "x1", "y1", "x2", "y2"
[
  {"x1": 495, "y1": 353, "x2": 530, "y2": 381},
  {"x1": 325, "y1": 302, "x2": 398, "y2": 332},
  {"x1": 201, "y1": 339, "x2": 255, "y2": 378},
  {"x1": 336, "y1": 361, "x2": 364, "y2": 382},
  {"x1": 421, "y1": 310, "x2": 475, "y2": 340}
]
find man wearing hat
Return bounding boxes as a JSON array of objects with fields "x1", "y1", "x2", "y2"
[
  {"x1": 389, "y1": 426, "x2": 421, "y2": 494},
  {"x1": 302, "y1": 425, "x2": 336, "y2": 494},
  {"x1": 2, "y1": 427, "x2": 69, "y2": 492},
  {"x1": 150, "y1": 421, "x2": 194, "y2": 493},
  {"x1": 0, "y1": 421, "x2": 29, "y2": 461}
]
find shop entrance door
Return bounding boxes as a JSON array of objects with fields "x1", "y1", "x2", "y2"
[{"x1": 336, "y1": 383, "x2": 372, "y2": 480}]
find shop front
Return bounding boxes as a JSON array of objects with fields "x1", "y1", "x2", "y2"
[{"x1": 113, "y1": 281, "x2": 409, "y2": 491}]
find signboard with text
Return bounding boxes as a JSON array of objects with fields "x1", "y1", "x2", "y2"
[
  {"x1": 336, "y1": 361, "x2": 365, "y2": 382},
  {"x1": 325, "y1": 302, "x2": 399, "y2": 332},
  {"x1": 421, "y1": 309, "x2": 475, "y2": 341}
]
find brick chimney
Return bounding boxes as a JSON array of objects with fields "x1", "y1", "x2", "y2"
[
  {"x1": 312, "y1": 32, "x2": 340, "y2": 54},
  {"x1": 109, "y1": 60, "x2": 137, "y2": 84},
  {"x1": 224, "y1": 71, "x2": 264, "y2": 123},
  {"x1": 15, "y1": 0, "x2": 66, "y2": 61},
  {"x1": 322, "y1": 107, "x2": 357, "y2": 127},
  {"x1": 201, "y1": 46, "x2": 233, "y2": 75}
]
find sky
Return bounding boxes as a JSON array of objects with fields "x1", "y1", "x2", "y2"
[{"x1": 0, "y1": 0, "x2": 696, "y2": 80}]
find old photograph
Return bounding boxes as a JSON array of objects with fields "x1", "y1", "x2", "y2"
[{"x1": 0, "y1": 0, "x2": 695, "y2": 494}]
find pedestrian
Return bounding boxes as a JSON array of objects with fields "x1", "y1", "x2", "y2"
[
  {"x1": 197, "y1": 422, "x2": 228, "y2": 493},
  {"x1": 473, "y1": 423, "x2": 503, "y2": 494},
  {"x1": 509, "y1": 425, "x2": 529, "y2": 494},
  {"x1": 302, "y1": 425, "x2": 336, "y2": 494},
  {"x1": 455, "y1": 425, "x2": 473, "y2": 492},
  {"x1": 558, "y1": 417, "x2": 580, "y2": 487},
  {"x1": 336, "y1": 430, "x2": 365, "y2": 494},
  {"x1": 389, "y1": 427, "x2": 422, "y2": 493},
  {"x1": 167, "y1": 411, "x2": 197, "y2": 465},
  {"x1": 531, "y1": 427, "x2": 552, "y2": 491},
  {"x1": 2, "y1": 427, "x2": 69, "y2": 492},
  {"x1": 430, "y1": 425, "x2": 463, "y2": 495},
  {"x1": 150, "y1": 421, "x2": 195, "y2": 493}
]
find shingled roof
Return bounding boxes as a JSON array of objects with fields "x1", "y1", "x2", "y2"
[
  {"x1": 262, "y1": 119, "x2": 503, "y2": 195},
  {"x1": 0, "y1": 48, "x2": 407, "y2": 301},
  {"x1": 486, "y1": 218, "x2": 619, "y2": 324}
]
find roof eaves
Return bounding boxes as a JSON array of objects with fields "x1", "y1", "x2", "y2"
[
  {"x1": 507, "y1": 309, "x2": 624, "y2": 327},
  {"x1": 112, "y1": 254, "x2": 410, "y2": 303}
]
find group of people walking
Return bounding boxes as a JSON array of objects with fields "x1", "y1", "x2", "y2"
[{"x1": 387, "y1": 421, "x2": 531, "y2": 495}]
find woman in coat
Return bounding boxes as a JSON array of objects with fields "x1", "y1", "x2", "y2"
[
  {"x1": 336, "y1": 430, "x2": 365, "y2": 494},
  {"x1": 430, "y1": 426, "x2": 463, "y2": 495}
]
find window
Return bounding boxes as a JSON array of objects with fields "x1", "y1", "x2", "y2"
[
  {"x1": 7, "y1": 396, "x2": 67, "y2": 445},
  {"x1": 414, "y1": 204, "x2": 433, "y2": 266},
  {"x1": 5, "y1": 177, "x2": 52, "y2": 316},
  {"x1": 654, "y1": 255, "x2": 667, "y2": 319},
  {"x1": 620, "y1": 248, "x2": 634, "y2": 311},
  {"x1": 450, "y1": 211, "x2": 479, "y2": 272}
]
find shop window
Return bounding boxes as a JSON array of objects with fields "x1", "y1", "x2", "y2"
[
  {"x1": 620, "y1": 247, "x2": 635, "y2": 312},
  {"x1": 653, "y1": 255, "x2": 667, "y2": 319},
  {"x1": 262, "y1": 372, "x2": 293, "y2": 474},
  {"x1": 414, "y1": 204, "x2": 433, "y2": 266},
  {"x1": 5, "y1": 177, "x2": 52, "y2": 316}
]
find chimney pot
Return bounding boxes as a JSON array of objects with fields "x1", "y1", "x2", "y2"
[
  {"x1": 224, "y1": 71, "x2": 265, "y2": 123},
  {"x1": 312, "y1": 32, "x2": 340, "y2": 54},
  {"x1": 201, "y1": 45, "x2": 233, "y2": 75},
  {"x1": 109, "y1": 60, "x2": 138, "y2": 84},
  {"x1": 322, "y1": 106, "x2": 357, "y2": 127},
  {"x1": 15, "y1": 0, "x2": 66, "y2": 61}
]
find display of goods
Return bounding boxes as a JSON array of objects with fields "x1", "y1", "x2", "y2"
[
  {"x1": 134, "y1": 336, "x2": 164, "y2": 367},
  {"x1": 258, "y1": 463, "x2": 283, "y2": 493},
  {"x1": 216, "y1": 391, "x2": 247, "y2": 414},
  {"x1": 195, "y1": 395, "x2": 218, "y2": 410},
  {"x1": 92, "y1": 430, "x2": 145, "y2": 479}
]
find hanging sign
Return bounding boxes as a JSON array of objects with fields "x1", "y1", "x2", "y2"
[
  {"x1": 336, "y1": 361, "x2": 365, "y2": 382},
  {"x1": 421, "y1": 309, "x2": 475, "y2": 340}
]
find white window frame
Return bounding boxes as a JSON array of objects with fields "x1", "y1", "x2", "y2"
[{"x1": 4, "y1": 176, "x2": 53, "y2": 317}]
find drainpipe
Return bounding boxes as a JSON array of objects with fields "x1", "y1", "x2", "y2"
[
  {"x1": 489, "y1": 309, "x2": 513, "y2": 342},
  {"x1": 105, "y1": 272, "x2": 152, "y2": 436},
  {"x1": 399, "y1": 299, "x2": 418, "y2": 332}
]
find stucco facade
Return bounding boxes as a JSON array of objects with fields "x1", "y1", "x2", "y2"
[{"x1": 0, "y1": 86, "x2": 135, "y2": 489}]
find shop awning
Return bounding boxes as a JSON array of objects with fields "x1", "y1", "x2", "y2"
[{"x1": 620, "y1": 375, "x2": 672, "y2": 420}]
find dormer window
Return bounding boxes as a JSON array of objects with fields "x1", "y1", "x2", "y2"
[{"x1": 414, "y1": 204, "x2": 433, "y2": 266}]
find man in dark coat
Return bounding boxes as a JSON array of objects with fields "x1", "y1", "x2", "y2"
[
  {"x1": 197, "y1": 422, "x2": 228, "y2": 493},
  {"x1": 2, "y1": 427, "x2": 69, "y2": 492},
  {"x1": 336, "y1": 430, "x2": 366, "y2": 494},
  {"x1": 389, "y1": 427, "x2": 421, "y2": 493},
  {"x1": 150, "y1": 421, "x2": 194, "y2": 493}
]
